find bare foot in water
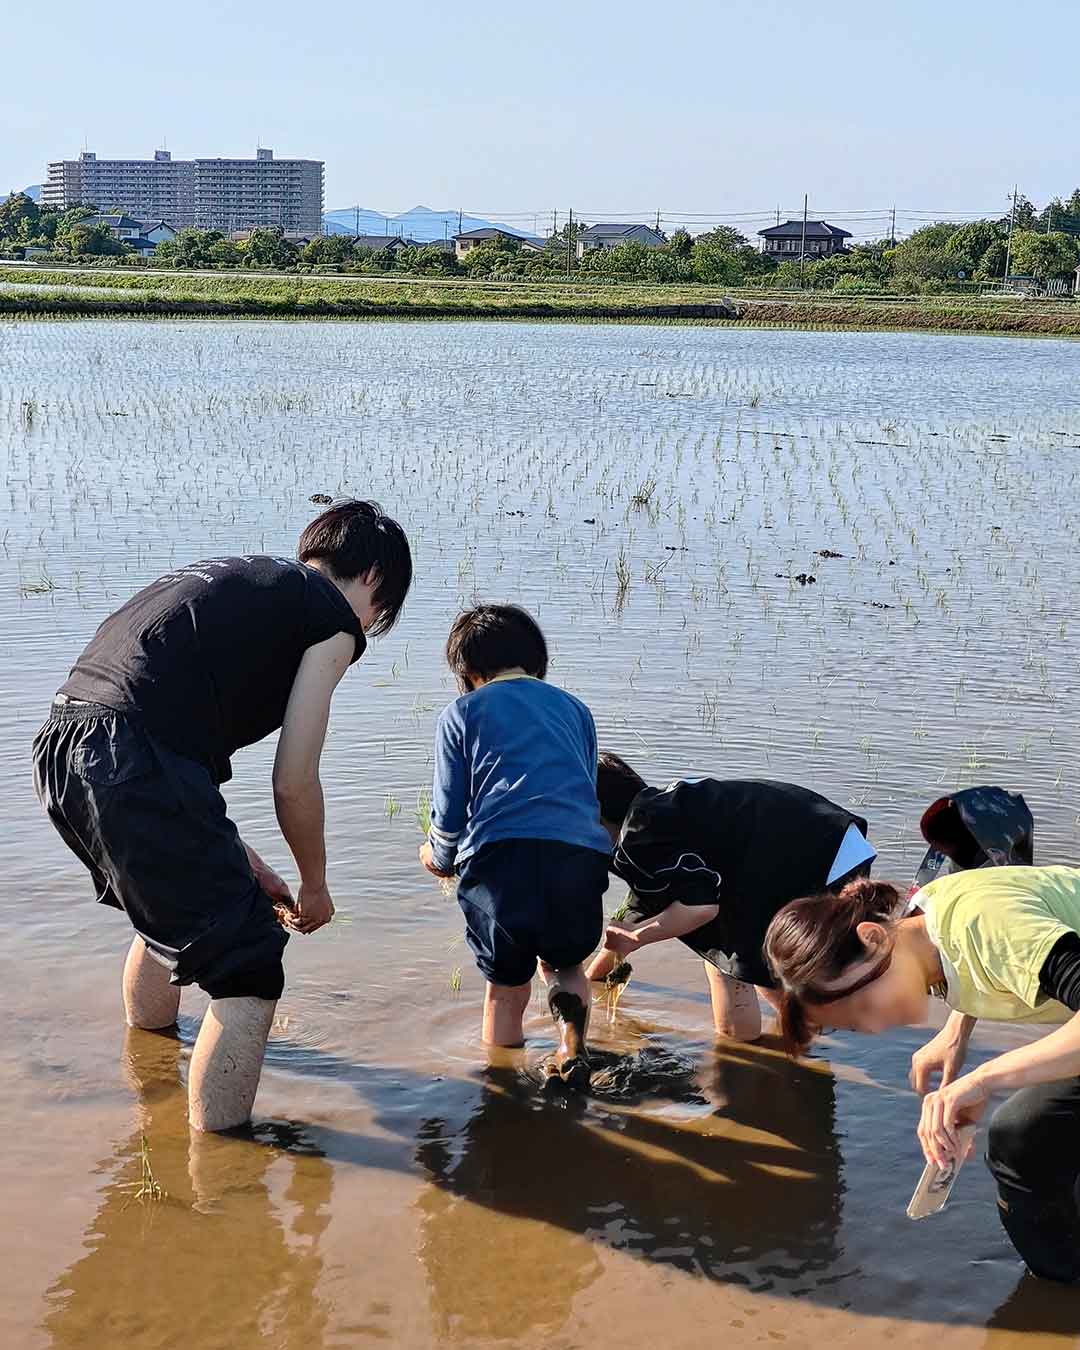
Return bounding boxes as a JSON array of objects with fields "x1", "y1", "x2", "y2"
[{"x1": 548, "y1": 990, "x2": 591, "y2": 1089}]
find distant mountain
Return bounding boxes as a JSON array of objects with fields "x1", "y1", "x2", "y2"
[
  {"x1": 323, "y1": 204, "x2": 544, "y2": 245},
  {"x1": 21, "y1": 185, "x2": 42, "y2": 202}
]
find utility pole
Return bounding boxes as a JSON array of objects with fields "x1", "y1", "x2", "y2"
[
  {"x1": 553, "y1": 208, "x2": 558, "y2": 238},
  {"x1": 776, "y1": 205, "x2": 781, "y2": 226},
  {"x1": 1046, "y1": 206, "x2": 1053, "y2": 235},
  {"x1": 798, "y1": 193, "x2": 808, "y2": 286},
  {"x1": 458, "y1": 208, "x2": 463, "y2": 235},
  {"x1": 354, "y1": 205, "x2": 359, "y2": 240},
  {"x1": 566, "y1": 208, "x2": 573, "y2": 277},
  {"x1": 890, "y1": 205, "x2": 896, "y2": 247},
  {"x1": 655, "y1": 207, "x2": 661, "y2": 233},
  {"x1": 1003, "y1": 185, "x2": 1018, "y2": 284}
]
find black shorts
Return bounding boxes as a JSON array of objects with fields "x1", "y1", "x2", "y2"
[
  {"x1": 456, "y1": 839, "x2": 609, "y2": 987},
  {"x1": 32, "y1": 700, "x2": 288, "y2": 1001}
]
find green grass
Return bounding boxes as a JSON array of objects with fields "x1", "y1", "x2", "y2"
[{"x1": 2, "y1": 265, "x2": 1079, "y2": 334}]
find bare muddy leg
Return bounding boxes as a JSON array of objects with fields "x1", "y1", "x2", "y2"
[
  {"x1": 481, "y1": 979, "x2": 532, "y2": 1047},
  {"x1": 123, "y1": 936, "x2": 181, "y2": 1030},
  {"x1": 188, "y1": 996, "x2": 276, "y2": 1132},
  {"x1": 543, "y1": 963, "x2": 591, "y2": 1089}
]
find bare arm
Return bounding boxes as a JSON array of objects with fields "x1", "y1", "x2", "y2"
[
  {"x1": 272, "y1": 632, "x2": 355, "y2": 933},
  {"x1": 910, "y1": 1010, "x2": 978, "y2": 1093},
  {"x1": 920, "y1": 1012, "x2": 1080, "y2": 1167},
  {"x1": 602, "y1": 901, "x2": 720, "y2": 957},
  {"x1": 240, "y1": 839, "x2": 293, "y2": 906}
]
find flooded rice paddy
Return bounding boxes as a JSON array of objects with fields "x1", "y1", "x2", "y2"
[{"x1": 3, "y1": 319, "x2": 1080, "y2": 1348}]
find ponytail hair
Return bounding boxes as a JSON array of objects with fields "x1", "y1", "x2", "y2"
[{"x1": 764, "y1": 877, "x2": 904, "y2": 1055}]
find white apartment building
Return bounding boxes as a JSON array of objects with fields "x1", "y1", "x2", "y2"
[{"x1": 43, "y1": 148, "x2": 324, "y2": 234}]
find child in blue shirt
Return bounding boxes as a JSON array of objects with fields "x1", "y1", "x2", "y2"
[{"x1": 419, "y1": 604, "x2": 610, "y2": 1087}]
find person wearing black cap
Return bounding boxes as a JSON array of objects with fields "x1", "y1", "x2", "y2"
[{"x1": 586, "y1": 753, "x2": 875, "y2": 1040}]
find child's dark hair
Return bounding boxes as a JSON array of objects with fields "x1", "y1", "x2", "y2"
[
  {"x1": 298, "y1": 499, "x2": 412, "y2": 637},
  {"x1": 597, "y1": 752, "x2": 647, "y2": 825},
  {"x1": 763, "y1": 877, "x2": 903, "y2": 1055},
  {"x1": 445, "y1": 604, "x2": 548, "y2": 690}
]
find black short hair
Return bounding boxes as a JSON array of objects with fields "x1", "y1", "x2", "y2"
[
  {"x1": 597, "y1": 751, "x2": 647, "y2": 825},
  {"x1": 446, "y1": 604, "x2": 548, "y2": 690},
  {"x1": 298, "y1": 499, "x2": 412, "y2": 637}
]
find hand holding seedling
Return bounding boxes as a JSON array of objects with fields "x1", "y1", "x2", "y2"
[
  {"x1": 917, "y1": 1072, "x2": 989, "y2": 1168},
  {"x1": 419, "y1": 841, "x2": 454, "y2": 880},
  {"x1": 286, "y1": 880, "x2": 335, "y2": 934},
  {"x1": 601, "y1": 921, "x2": 641, "y2": 957}
]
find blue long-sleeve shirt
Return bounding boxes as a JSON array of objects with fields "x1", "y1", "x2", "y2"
[{"x1": 427, "y1": 673, "x2": 611, "y2": 872}]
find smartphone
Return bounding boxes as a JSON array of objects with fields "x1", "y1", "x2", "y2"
[{"x1": 906, "y1": 1125, "x2": 977, "y2": 1220}]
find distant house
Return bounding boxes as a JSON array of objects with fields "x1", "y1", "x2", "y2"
[
  {"x1": 576, "y1": 223, "x2": 666, "y2": 260},
  {"x1": 351, "y1": 234, "x2": 417, "y2": 253},
  {"x1": 84, "y1": 212, "x2": 149, "y2": 240},
  {"x1": 758, "y1": 220, "x2": 851, "y2": 261},
  {"x1": 453, "y1": 227, "x2": 543, "y2": 260},
  {"x1": 82, "y1": 213, "x2": 177, "y2": 253},
  {"x1": 138, "y1": 220, "x2": 177, "y2": 245}
]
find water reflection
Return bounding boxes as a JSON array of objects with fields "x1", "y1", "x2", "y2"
[
  {"x1": 43, "y1": 1029, "x2": 334, "y2": 1350},
  {"x1": 413, "y1": 1040, "x2": 844, "y2": 1339}
]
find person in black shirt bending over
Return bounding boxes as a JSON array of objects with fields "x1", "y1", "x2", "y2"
[
  {"x1": 33, "y1": 501, "x2": 412, "y2": 1132},
  {"x1": 586, "y1": 753, "x2": 875, "y2": 1041}
]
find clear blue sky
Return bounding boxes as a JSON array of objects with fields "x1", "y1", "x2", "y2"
[{"x1": 5, "y1": 0, "x2": 1077, "y2": 240}]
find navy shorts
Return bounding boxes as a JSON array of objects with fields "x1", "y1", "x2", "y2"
[
  {"x1": 32, "y1": 700, "x2": 288, "y2": 1001},
  {"x1": 456, "y1": 839, "x2": 609, "y2": 986}
]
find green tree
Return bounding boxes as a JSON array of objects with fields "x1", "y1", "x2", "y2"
[
  {"x1": 690, "y1": 242, "x2": 741, "y2": 284},
  {"x1": 667, "y1": 229, "x2": 693, "y2": 259},
  {"x1": 155, "y1": 228, "x2": 226, "y2": 267},
  {"x1": 974, "y1": 239, "x2": 1008, "y2": 282},
  {"x1": 943, "y1": 221, "x2": 1002, "y2": 277},
  {"x1": 208, "y1": 238, "x2": 241, "y2": 267},
  {"x1": 395, "y1": 244, "x2": 459, "y2": 276},
  {"x1": 890, "y1": 223, "x2": 962, "y2": 284},
  {"x1": 692, "y1": 225, "x2": 748, "y2": 252},
  {"x1": 241, "y1": 227, "x2": 299, "y2": 269},
  {"x1": 302, "y1": 234, "x2": 360, "y2": 266},
  {"x1": 1009, "y1": 230, "x2": 1079, "y2": 281},
  {"x1": 58, "y1": 222, "x2": 124, "y2": 258},
  {"x1": 0, "y1": 192, "x2": 40, "y2": 242}
]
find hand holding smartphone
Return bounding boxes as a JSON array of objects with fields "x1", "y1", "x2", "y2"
[{"x1": 907, "y1": 1124, "x2": 977, "y2": 1220}]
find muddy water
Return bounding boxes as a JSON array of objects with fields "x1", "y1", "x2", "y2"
[{"x1": 3, "y1": 320, "x2": 1080, "y2": 1348}]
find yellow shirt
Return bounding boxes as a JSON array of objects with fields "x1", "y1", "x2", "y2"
[{"x1": 919, "y1": 865, "x2": 1080, "y2": 1023}]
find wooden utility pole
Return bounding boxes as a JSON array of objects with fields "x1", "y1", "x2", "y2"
[
  {"x1": 890, "y1": 205, "x2": 896, "y2": 247},
  {"x1": 566, "y1": 208, "x2": 573, "y2": 277},
  {"x1": 798, "y1": 194, "x2": 808, "y2": 285}
]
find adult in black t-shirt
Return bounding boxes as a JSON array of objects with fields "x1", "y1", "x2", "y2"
[
  {"x1": 32, "y1": 500, "x2": 412, "y2": 1132},
  {"x1": 586, "y1": 754, "x2": 873, "y2": 1042}
]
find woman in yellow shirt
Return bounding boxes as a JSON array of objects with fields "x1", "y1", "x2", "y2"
[{"x1": 764, "y1": 865, "x2": 1080, "y2": 1284}]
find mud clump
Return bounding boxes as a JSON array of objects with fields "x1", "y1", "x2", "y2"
[{"x1": 309, "y1": 493, "x2": 333, "y2": 505}]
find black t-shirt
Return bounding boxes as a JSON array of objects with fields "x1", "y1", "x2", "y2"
[
  {"x1": 613, "y1": 778, "x2": 868, "y2": 987},
  {"x1": 60, "y1": 556, "x2": 366, "y2": 783}
]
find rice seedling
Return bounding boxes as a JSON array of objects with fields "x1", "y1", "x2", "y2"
[{"x1": 121, "y1": 1134, "x2": 167, "y2": 1207}]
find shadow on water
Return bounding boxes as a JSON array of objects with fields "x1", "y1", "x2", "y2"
[
  {"x1": 44, "y1": 1027, "x2": 1080, "y2": 1347},
  {"x1": 42, "y1": 1030, "x2": 338, "y2": 1350}
]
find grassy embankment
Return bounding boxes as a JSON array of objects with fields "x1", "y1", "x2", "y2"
[{"x1": 2, "y1": 266, "x2": 1079, "y2": 334}]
